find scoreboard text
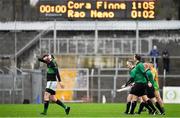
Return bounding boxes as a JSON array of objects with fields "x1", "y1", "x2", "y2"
[{"x1": 39, "y1": 0, "x2": 156, "y2": 20}]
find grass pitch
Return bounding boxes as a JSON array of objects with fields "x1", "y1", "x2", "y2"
[{"x1": 0, "y1": 103, "x2": 179, "y2": 117}]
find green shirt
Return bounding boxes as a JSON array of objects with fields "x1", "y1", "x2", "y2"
[
  {"x1": 47, "y1": 59, "x2": 58, "y2": 74},
  {"x1": 146, "y1": 69, "x2": 155, "y2": 86},
  {"x1": 130, "y1": 62, "x2": 147, "y2": 84},
  {"x1": 38, "y1": 57, "x2": 61, "y2": 81}
]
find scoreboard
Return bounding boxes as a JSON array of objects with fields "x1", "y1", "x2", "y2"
[{"x1": 38, "y1": 0, "x2": 156, "y2": 20}]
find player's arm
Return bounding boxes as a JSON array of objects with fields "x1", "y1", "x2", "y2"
[
  {"x1": 55, "y1": 68, "x2": 61, "y2": 82},
  {"x1": 147, "y1": 71, "x2": 155, "y2": 87},
  {"x1": 124, "y1": 70, "x2": 135, "y2": 87},
  {"x1": 38, "y1": 57, "x2": 47, "y2": 64},
  {"x1": 55, "y1": 68, "x2": 64, "y2": 88},
  {"x1": 125, "y1": 77, "x2": 134, "y2": 87},
  {"x1": 144, "y1": 72, "x2": 150, "y2": 83}
]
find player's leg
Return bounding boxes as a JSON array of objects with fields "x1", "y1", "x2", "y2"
[
  {"x1": 41, "y1": 91, "x2": 50, "y2": 115},
  {"x1": 124, "y1": 94, "x2": 132, "y2": 114},
  {"x1": 41, "y1": 81, "x2": 55, "y2": 115},
  {"x1": 151, "y1": 97, "x2": 164, "y2": 114},
  {"x1": 142, "y1": 95, "x2": 157, "y2": 115},
  {"x1": 146, "y1": 86, "x2": 160, "y2": 114},
  {"x1": 50, "y1": 95, "x2": 70, "y2": 115},
  {"x1": 49, "y1": 81, "x2": 70, "y2": 115},
  {"x1": 129, "y1": 83, "x2": 143, "y2": 115},
  {"x1": 137, "y1": 97, "x2": 147, "y2": 114},
  {"x1": 129, "y1": 95, "x2": 138, "y2": 114},
  {"x1": 154, "y1": 90, "x2": 165, "y2": 114},
  {"x1": 155, "y1": 90, "x2": 163, "y2": 106}
]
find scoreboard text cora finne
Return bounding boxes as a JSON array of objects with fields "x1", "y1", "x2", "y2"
[{"x1": 39, "y1": 0, "x2": 156, "y2": 20}]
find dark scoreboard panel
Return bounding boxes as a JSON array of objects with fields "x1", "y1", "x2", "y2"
[{"x1": 38, "y1": 0, "x2": 156, "y2": 20}]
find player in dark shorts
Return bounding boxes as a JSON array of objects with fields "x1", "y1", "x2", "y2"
[
  {"x1": 124, "y1": 54, "x2": 157, "y2": 115},
  {"x1": 123, "y1": 60, "x2": 136, "y2": 114},
  {"x1": 38, "y1": 54, "x2": 70, "y2": 115},
  {"x1": 136, "y1": 63, "x2": 164, "y2": 115}
]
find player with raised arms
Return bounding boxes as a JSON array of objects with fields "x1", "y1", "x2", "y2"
[{"x1": 38, "y1": 54, "x2": 70, "y2": 115}]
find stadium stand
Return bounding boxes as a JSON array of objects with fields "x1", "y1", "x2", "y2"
[{"x1": 0, "y1": 0, "x2": 180, "y2": 103}]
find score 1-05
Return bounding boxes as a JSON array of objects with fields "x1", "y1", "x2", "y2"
[{"x1": 132, "y1": 1, "x2": 155, "y2": 10}]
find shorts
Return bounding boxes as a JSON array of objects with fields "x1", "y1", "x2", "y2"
[
  {"x1": 130, "y1": 83, "x2": 147, "y2": 97},
  {"x1": 45, "y1": 81, "x2": 57, "y2": 95},
  {"x1": 146, "y1": 86, "x2": 155, "y2": 99}
]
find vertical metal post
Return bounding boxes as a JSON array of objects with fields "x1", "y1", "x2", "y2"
[
  {"x1": 90, "y1": 69, "x2": 94, "y2": 102},
  {"x1": 67, "y1": 39, "x2": 69, "y2": 53},
  {"x1": 58, "y1": 39, "x2": 60, "y2": 54},
  {"x1": 22, "y1": 75, "x2": 24, "y2": 103},
  {"x1": 48, "y1": 39, "x2": 50, "y2": 54},
  {"x1": 13, "y1": 21, "x2": 17, "y2": 103},
  {"x1": 163, "y1": 69, "x2": 166, "y2": 87},
  {"x1": 85, "y1": 39, "x2": 87, "y2": 54},
  {"x1": 121, "y1": 40, "x2": 123, "y2": 54},
  {"x1": 54, "y1": 19, "x2": 57, "y2": 54},
  {"x1": 112, "y1": 68, "x2": 117, "y2": 102},
  {"x1": 136, "y1": 21, "x2": 139, "y2": 54},
  {"x1": 95, "y1": 21, "x2": 98, "y2": 54},
  {"x1": 39, "y1": 36, "x2": 41, "y2": 55},
  {"x1": 98, "y1": 69, "x2": 101, "y2": 103},
  {"x1": 87, "y1": 69, "x2": 90, "y2": 100},
  {"x1": 103, "y1": 39, "x2": 105, "y2": 54},
  {"x1": 112, "y1": 39, "x2": 115, "y2": 54},
  {"x1": 75, "y1": 39, "x2": 79, "y2": 54}
]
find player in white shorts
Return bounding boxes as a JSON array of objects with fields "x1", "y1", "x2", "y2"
[{"x1": 38, "y1": 54, "x2": 70, "y2": 115}]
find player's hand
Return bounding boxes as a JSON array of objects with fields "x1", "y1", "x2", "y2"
[
  {"x1": 59, "y1": 82, "x2": 64, "y2": 89},
  {"x1": 121, "y1": 84, "x2": 126, "y2": 88},
  {"x1": 148, "y1": 82, "x2": 152, "y2": 87}
]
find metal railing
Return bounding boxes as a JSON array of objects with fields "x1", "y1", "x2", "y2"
[{"x1": 40, "y1": 38, "x2": 151, "y2": 55}]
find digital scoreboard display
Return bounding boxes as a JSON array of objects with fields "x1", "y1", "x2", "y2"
[{"x1": 39, "y1": 0, "x2": 156, "y2": 20}]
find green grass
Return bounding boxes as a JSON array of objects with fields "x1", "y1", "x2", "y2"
[{"x1": 0, "y1": 103, "x2": 179, "y2": 117}]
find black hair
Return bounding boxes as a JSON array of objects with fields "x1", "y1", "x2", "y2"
[
  {"x1": 42, "y1": 54, "x2": 48, "y2": 58},
  {"x1": 134, "y1": 54, "x2": 141, "y2": 61}
]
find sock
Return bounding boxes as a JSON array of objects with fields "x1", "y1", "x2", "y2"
[
  {"x1": 144, "y1": 102, "x2": 152, "y2": 113},
  {"x1": 147, "y1": 100, "x2": 156, "y2": 111},
  {"x1": 125, "y1": 102, "x2": 131, "y2": 113},
  {"x1": 130, "y1": 101, "x2": 137, "y2": 114},
  {"x1": 43, "y1": 101, "x2": 49, "y2": 113},
  {"x1": 56, "y1": 99, "x2": 67, "y2": 109},
  {"x1": 138, "y1": 102, "x2": 145, "y2": 114},
  {"x1": 155, "y1": 102, "x2": 164, "y2": 113},
  {"x1": 162, "y1": 107, "x2": 165, "y2": 113}
]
